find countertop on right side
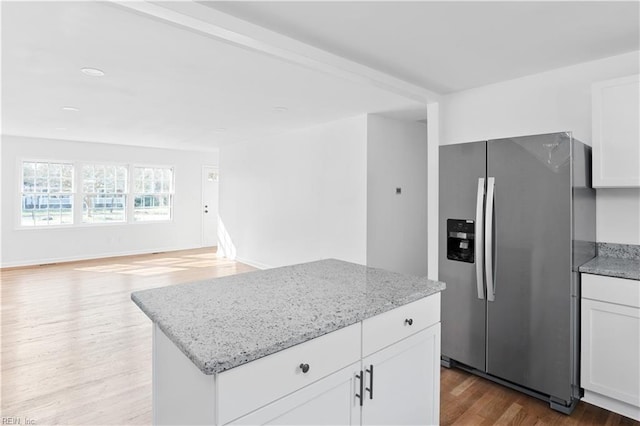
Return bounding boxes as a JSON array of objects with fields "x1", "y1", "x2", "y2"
[{"x1": 579, "y1": 243, "x2": 640, "y2": 281}]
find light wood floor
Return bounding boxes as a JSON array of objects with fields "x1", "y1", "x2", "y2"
[
  {"x1": 441, "y1": 366, "x2": 639, "y2": 425},
  {"x1": 2, "y1": 249, "x2": 637, "y2": 425},
  {"x1": 1, "y1": 248, "x2": 255, "y2": 425}
]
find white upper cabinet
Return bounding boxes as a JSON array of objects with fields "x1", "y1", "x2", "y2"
[{"x1": 592, "y1": 74, "x2": 640, "y2": 187}]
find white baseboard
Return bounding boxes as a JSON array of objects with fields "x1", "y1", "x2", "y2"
[
  {"x1": 583, "y1": 390, "x2": 640, "y2": 421},
  {"x1": 234, "y1": 256, "x2": 272, "y2": 270},
  {"x1": 0, "y1": 245, "x2": 207, "y2": 268}
]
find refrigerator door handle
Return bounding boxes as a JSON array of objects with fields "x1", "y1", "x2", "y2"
[
  {"x1": 485, "y1": 177, "x2": 496, "y2": 302},
  {"x1": 475, "y1": 178, "x2": 485, "y2": 300}
]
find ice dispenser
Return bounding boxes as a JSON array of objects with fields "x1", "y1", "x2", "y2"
[{"x1": 447, "y1": 219, "x2": 475, "y2": 263}]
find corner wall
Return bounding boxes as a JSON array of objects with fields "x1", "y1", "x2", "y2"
[
  {"x1": 441, "y1": 51, "x2": 640, "y2": 245},
  {"x1": 367, "y1": 115, "x2": 427, "y2": 276},
  {"x1": 218, "y1": 116, "x2": 368, "y2": 268},
  {"x1": 0, "y1": 135, "x2": 217, "y2": 267}
]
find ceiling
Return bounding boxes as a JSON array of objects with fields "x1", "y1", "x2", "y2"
[
  {"x1": 208, "y1": 1, "x2": 640, "y2": 93},
  {"x1": 1, "y1": 2, "x2": 424, "y2": 151},
  {"x1": 2, "y1": 1, "x2": 639, "y2": 151}
]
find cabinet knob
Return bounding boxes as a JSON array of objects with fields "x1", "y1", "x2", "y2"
[
  {"x1": 299, "y1": 363, "x2": 310, "y2": 373},
  {"x1": 405, "y1": 318, "x2": 414, "y2": 326}
]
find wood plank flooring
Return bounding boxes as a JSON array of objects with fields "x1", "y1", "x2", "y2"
[
  {"x1": 2, "y1": 249, "x2": 637, "y2": 425},
  {"x1": 441, "y1": 367, "x2": 639, "y2": 425},
  {"x1": 1, "y1": 248, "x2": 255, "y2": 425}
]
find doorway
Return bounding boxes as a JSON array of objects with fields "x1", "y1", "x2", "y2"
[{"x1": 202, "y1": 166, "x2": 219, "y2": 248}]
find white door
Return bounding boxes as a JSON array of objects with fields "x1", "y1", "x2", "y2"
[
  {"x1": 231, "y1": 363, "x2": 361, "y2": 425},
  {"x1": 202, "y1": 166, "x2": 219, "y2": 247},
  {"x1": 362, "y1": 324, "x2": 440, "y2": 426}
]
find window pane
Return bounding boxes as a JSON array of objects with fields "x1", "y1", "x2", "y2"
[
  {"x1": 83, "y1": 194, "x2": 126, "y2": 224},
  {"x1": 104, "y1": 167, "x2": 115, "y2": 192},
  {"x1": 49, "y1": 175, "x2": 61, "y2": 192},
  {"x1": 21, "y1": 194, "x2": 73, "y2": 226},
  {"x1": 23, "y1": 162, "x2": 35, "y2": 179},
  {"x1": 23, "y1": 163, "x2": 35, "y2": 192},
  {"x1": 62, "y1": 164, "x2": 73, "y2": 181},
  {"x1": 143, "y1": 176, "x2": 152, "y2": 192},
  {"x1": 49, "y1": 163, "x2": 61, "y2": 178},
  {"x1": 132, "y1": 167, "x2": 173, "y2": 222},
  {"x1": 21, "y1": 162, "x2": 73, "y2": 226},
  {"x1": 116, "y1": 167, "x2": 127, "y2": 192},
  {"x1": 61, "y1": 177, "x2": 73, "y2": 192},
  {"x1": 83, "y1": 165, "x2": 95, "y2": 192},
  {"x1": 81, "y1": 164, "x2": 127, "y2": 224},
  {"x1": 134, "y1": 194, "x2": 171, "y2": 221},
  {"x1": 23, "y1": 177, "x2": 34, "y2": 193}
]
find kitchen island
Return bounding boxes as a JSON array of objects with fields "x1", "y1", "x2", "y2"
[{"x1": 132, "y1": 259, "x2": 445, "y2": 425}]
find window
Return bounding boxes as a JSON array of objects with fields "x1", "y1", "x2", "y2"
[
  {"x1": 21, "y1": 161, "x2": 74, "y2": 226},
  {"x1": 133, "y1": 167, "x2": 174, "y2": 222},
  {"x1": 19, "y1": 161, "x2": 176, "y2": 227},
  {"x1": 82, "y1": 164, "x2": 128, "y2": 223}
]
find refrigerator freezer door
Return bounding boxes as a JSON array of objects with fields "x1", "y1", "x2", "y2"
[
  {"x1": 439, "y1": 141, "x2": 487, "y2": 371},
  {"x1": 486, "y1": 133, "x2": 573, "y2": 402}
]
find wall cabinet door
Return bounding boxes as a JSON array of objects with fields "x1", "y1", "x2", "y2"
[
  {"x1": 592, "y1": 74, "x2": 640, "y2": 187},
  {"x1": 231, "y1": 362, "x2": 361, "y2": 425},
  {"x1": 361, "y1": 324, "x2": 440, "y2": 426}
]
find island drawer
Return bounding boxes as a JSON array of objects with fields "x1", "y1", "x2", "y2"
[
  {"x1": 362, "y1": 293, "x2": 440, "y2": 357},
  {"x1": 217, "y1": 322, "x2": 361, "y2": 424}
]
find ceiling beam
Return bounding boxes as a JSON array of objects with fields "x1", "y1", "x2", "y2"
[{"x1": 110, "y1": 1, "x2": 440, "y2": 105}]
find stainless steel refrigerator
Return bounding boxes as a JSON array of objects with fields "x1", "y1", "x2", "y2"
[{"x1": 439, "y1": 132, "x2": 596, "y2": 413}]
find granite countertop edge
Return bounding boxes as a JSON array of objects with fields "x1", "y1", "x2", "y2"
[
  {"x1": 132, "y1": 262, "x2": 445, "y2": 375},
  {"x1": 578, "y1": 256, "x2": 640, "y2": 281}
]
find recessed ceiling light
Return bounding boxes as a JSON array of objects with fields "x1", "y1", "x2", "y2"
[
  {"x1": 61, "y1": 106, "x2": 79, "y2": 112},
  {"x1": 273, "y1": 106, "x2": 288, "y2": 112},
  {"x1": 81, "y1": 67, "x2": 105, "y2": 77}
]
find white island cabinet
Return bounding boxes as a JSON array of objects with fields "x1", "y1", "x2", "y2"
[
  {"x1": 154, "y1": 293, "x2": 441, "y2": 425},
  {"x1": 581, "y1": 273, "x2": 640, "y2": 421},
  {"x1": 132, "y1": 259, "x2": 445, "y2": 426}
]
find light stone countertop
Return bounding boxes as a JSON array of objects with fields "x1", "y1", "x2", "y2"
[
  {"x1": 579, "y1": 256, "x2": 640, "y2": 281},
  {"x1": 132, "y1": 259, "x2": 445, "y2": 375},
  {"x1": 578, "y1": 242, "x2": 640, "y2": 281}
]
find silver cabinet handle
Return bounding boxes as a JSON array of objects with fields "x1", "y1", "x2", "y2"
[
  {"x1": 475, "y1": 178, "x2": 485, "y2": 300},
  {"x1": 485, "y1": 177, "x2": 496, "y2": 302}
]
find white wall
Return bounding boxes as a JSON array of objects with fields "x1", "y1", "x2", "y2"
[
  {"x1": 1, "y1": 135, "x2": 217, "y2": 267},
  {"x1": 441, "y1": 51, "x2": 640, "y2": 245},
  {"x1": 596, "y1": 189, "x2": 640, "y2": 245},
  {"x1": 367, "y1": 115, "x2": 427, "y2": 276},
  {"x1": 218, "y1": 116, "x2": 368, "y2": 268}
]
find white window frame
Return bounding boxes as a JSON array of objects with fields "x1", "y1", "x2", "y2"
[
  {"x1": 79, "y1": 162, "x2": 129, "y2": 225},
  {"x1": 16, "y1": 160, "x2": 176, "y2": 229},
  {"x1": 131, "y1": 164, "x2": 175, "y2": 223},
  {"x1": 17, "y1": 158, "x2": 76, "y2": 229}
]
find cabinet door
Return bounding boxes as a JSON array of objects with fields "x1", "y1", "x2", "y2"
[
  {"x1": 592, "y1": 74, "x2": 640, "y2": 187},
  {"x1": 230, "y1": 363, "x2": 361, "y2": 425},
  {"x1": 362, "y1": 324, "x2": 440, "y2": 426},
  {"x1": 581, "y1": 298, "x2": 640, "y2": 406}
]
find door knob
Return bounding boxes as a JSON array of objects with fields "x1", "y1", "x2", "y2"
[
  {"x1": 299, "y1": 363, "x2": 310, "y2": 373},
  {"x1": 405, "y1": 318, "x2": 413, "y2": 326},
  {"x1": 204, "y1": 210, "x2": 209, "y2": 213}
]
